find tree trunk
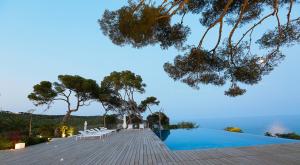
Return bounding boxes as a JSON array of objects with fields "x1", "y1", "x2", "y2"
[
  {"x1": 54, "y1": 111, "x2": 72, "y2": 137},
  {"x1": 158, "y1": 112, "x2": 162, "y2": 138},
  {"x1": 128, "y1": 115, "x2": 132, "y2": 124},
  {"x1": 29, "y1": 114, "x2": 32, "y2": 137},
  {"x1": 54, "y1": 127, "x2": 60, "y2": 137},
  {"x1": 103, "y1": 114, "x2": 106, "y2": 128},
  {"x1": 62, "y1": 111, "x2": 72, "y2": 124}
]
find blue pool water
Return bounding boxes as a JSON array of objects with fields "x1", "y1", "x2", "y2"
[{"x1": 155, "y1": 128, "x2": 299, "y2": 150}]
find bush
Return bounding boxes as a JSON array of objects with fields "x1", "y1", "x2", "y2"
[
  {"x1": 0, "y1": 135, "x2": 49, "y2": 150},
  {"x1": 224, "y1": 127, "x2": 243, "y2": 133},
  {"x1": 165, "y1": 124, "x2": 178, "y2": 129},
  {"x1": 0, "y1": 131, "x2": 23, "y2": 150},
  {"x1": 147, "y1": 112, "x2": 170, "y2": 129},
  {"x1": 37, "y1": 124, "x2": 56, "y2": 137},
  {"x1": 177, "y1": 122, "x2": 198, "y2": 129},
  {"x1": 275, "y1": 132, "x2": 300, "y2": 140},
  {"x1": 7, "y1": 131, "x2": 22, "y2": 144},
  {"x1": 66, "y1": 126, "x2": 76, "y2": 137},
  {"x1": 0, "y1": 136, "x2": 13, "y2": 150},
  {"x1": 264, "y1": 132, "x2": 300, "y2": 140},
  {"x1": 165, "y1": 122, "x2": 199, "y2": 130},
  {"x1": 57, "y1": 125, "x2": 76, "y2": 137},
  {"x1": 24, "y1": 136, "x2": 49, "y2": 146}
]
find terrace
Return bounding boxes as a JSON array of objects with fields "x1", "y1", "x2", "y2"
[{"x1": 1, "y1": 129, "x2": 300, "y2": 165}]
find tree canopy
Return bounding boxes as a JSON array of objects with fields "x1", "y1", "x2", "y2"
[
  {"x1": 28, "y1": 72, "x2": 160, "y2": 127},
  {"x1": 147, "y1": 112, "x2": 170, "y2": 128},
  {"x1": 100, "y1": 70, "x2": 160, "y2": 121},
  {"x1": 139, "y1": 96, "x2": 160, "y2": 113},
  {"x1": 28, "y1": 75, "x2": 100, "y2": 123},
  {"x1": 99, "y1": 0, "x2": 300, "y2": 97}
]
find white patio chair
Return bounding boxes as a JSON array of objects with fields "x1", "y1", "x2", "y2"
[{"x1": 76, "y1": 131, "x2": 103, "y2": 140}]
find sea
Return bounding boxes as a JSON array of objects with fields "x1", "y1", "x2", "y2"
[{"x1": 175, "y1": 115, "x2": 300, "y2": 135}]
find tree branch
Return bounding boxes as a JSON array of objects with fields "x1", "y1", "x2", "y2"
[
  {"x1": 180, "y1": 10, "x2": 187, "y2": 24},
  {"x1": 228, "y1": 0, "x2": 248, "y2": 54},
  {"x1": 132, "y1": 0, "x2": 145, "y2": 14},
  {"x1": 158, "y1": 0, "x2": 169, "y2": 11},
  {"x1": 274, "y1": 0, "x2": 282, "y2": 38},
  {"x1": 53, "y1": 98, "x2": 68, "y2": 102},
  {"x1": 234, "y1": 11, "x2": 276, "y2": 49},
  {"x1": 198, "y1": 0, "x2": 234, "y2": 48},
  {"x1": 287, "y1": 0, "x2": 293, "y2": 27},
  {"x1": 210, "y1": 19, "x2": 223, "y2": 53}
]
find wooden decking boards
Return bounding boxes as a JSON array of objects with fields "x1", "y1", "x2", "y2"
[{"x1": 1, "y1": 129, "x2": 300, "y2": 165}]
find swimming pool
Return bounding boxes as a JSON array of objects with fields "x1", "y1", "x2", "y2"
[{"x1": 154, "y1": 128, "x2": 299, "y2": 150}]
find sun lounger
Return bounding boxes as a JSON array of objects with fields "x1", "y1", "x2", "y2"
[
  {"x1": 76, "y1": 131, "x2": 104, "y2": 140},
  {"x1": 76, "y1": 128, "x2": 116, "y2": 140}
]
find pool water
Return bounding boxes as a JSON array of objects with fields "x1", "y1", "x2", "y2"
[{"x1": 154, "y1": 128, "x2": 299, "y2": 150}]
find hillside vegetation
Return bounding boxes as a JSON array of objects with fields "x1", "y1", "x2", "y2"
[{"x1": 0, "y1": 111, "x2": 119, "y2": 150}]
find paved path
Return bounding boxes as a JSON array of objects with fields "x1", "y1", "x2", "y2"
[{"x1": 1, "y1": 129, "x2": 300, "y2": 165}]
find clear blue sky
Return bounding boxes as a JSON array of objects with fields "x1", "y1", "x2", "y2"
[{"x1": 0, "y1": 0, "x2": 299, "y2": 121}]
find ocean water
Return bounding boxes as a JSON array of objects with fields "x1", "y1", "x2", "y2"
[
  {"x1": 175, "y1": 115, "x2": 300, "y2": 135},
  {"x1": 155, "y1": 128, "x2": 299, "y2": 150}
]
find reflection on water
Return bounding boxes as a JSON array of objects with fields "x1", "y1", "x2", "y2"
[{"x1": 153, "y1": 129, "x2": 170, "y2": 141}]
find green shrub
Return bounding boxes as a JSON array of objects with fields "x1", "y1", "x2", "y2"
[
  {"x1": 0, "y1": 136, "x2": 13, "y2": 150},
  {"x1": 24, "y1": 136, "x2": 49, "y2": 146},
  {"x1": 37, "y1": 124, "x2": 56, "y2": 137},
  {"x1": 66, "y1": 126, "x2": 76, "y2": 137},
  {"x1": 275, "y1": 132, "x2": 300, "y2": 140},
  {"x1": 7, "y1": 131, "x2": 22, "y2": 144},
  {"x1": 165, "y1": 124, "x2": 178, "y2": 129},
  {"x1": 165, "y1": 122, "x2": 198, "y2": 130},
  {"x1": 57, "y1": 125, "x2": 76, "y2": 137},
  {"x1": 177, "y1": 122, "x2": 198, "y2": 129}
]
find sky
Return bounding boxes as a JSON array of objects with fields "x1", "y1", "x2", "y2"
[{"x1": 0, "y1": 0, "x2": 299, "y2": 121}]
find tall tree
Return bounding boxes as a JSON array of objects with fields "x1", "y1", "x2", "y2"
[
  {"x1": 26, "y1": 109, "x2": 36, "y2": 137},
  {"x1": 96, "y1": 86, "x2": 123, "y2": 127},
  {"x1": 100, "y1": 71, "x2": 157, "y2": 122},
  {"x1": 99, "y1": 0, "x2": 300, "y2": 97},
  {"x1": 28, "y1": 75, "x2": 99, "y2": 124}
]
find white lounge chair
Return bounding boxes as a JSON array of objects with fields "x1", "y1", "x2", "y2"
[
  {"x1": 76, "y1": 131, "x2": 104, "y2": 140},
  {"x1": 76, "y1": 126, "x2": 118, "y2": 140},
  {"x1": 86, "y1": 129, "x2": 100, "y2": 135},
  {"x1": 94, "y1": 128, "x2": 114, "y2": 137},
  {"x1": 89, "y1": 129, "x2": 110, "y2": 136}
]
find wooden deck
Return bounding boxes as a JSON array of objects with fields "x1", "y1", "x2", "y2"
[{"x1": 1, "y1": 129, "x2": 300, "y2": 165}]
